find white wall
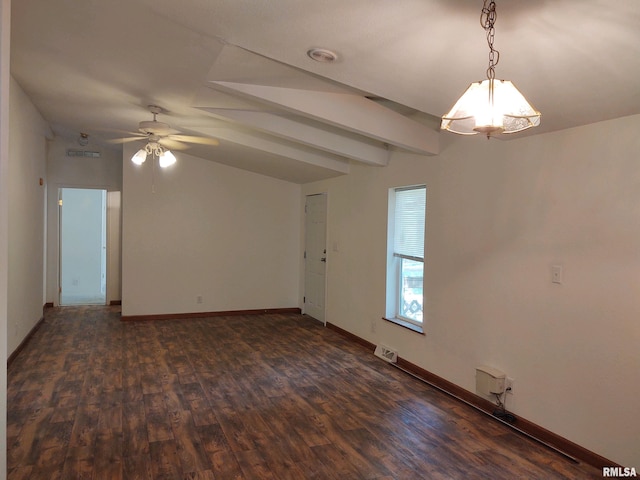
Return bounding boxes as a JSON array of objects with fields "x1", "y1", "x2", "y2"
[
  {"x1": 0, "y1": 1, "x2": 11, "y2": 477},
  {"x1": 7, "y1": 77, "x2": 51, "y2": 354},
  {"x1": 121, "y1": 144, "x2": 301, "y2": 316},
  {"x1": 46, "y1": 138, "x2": 122, "y2": 305},
  {"x1": 302, "y1": 115, "x2": 640, "y2": 467}
]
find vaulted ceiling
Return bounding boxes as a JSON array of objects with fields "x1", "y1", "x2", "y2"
[{"x1": 11, "y1": 0, "x2": 640, "y2": 183}]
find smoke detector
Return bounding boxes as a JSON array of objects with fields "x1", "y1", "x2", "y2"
[{"x1": 307, "y1": 47, "x2": 338, "y2": 63}]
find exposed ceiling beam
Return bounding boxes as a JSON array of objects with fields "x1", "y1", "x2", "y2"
[
  {"x1": 208, "y1": 81, "x2": 440, "y2": 156},
  {"x1": 190, "y1": 126, "x2": 351, "y2": 175},
  {"x1": 200, "y1": 108, "x2": 389, "y2": 166}
]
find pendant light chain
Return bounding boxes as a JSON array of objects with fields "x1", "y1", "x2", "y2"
[{"x1": 481, "y1": 0, "x2": 499, "y2": 80}]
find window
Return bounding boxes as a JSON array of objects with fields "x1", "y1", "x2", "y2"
[{"x1": 386, "y1": 185, "x2": 426, "y2": 331}]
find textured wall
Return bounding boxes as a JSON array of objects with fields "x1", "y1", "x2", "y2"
[{"x1": 122, "y1": 144, "x2": 301, "y2": 316}]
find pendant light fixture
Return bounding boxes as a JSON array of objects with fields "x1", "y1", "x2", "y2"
[{"x1": 441, "y1": 0, "x2": 540, "y2": 138}]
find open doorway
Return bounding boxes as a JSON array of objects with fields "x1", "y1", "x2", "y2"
[{"x1": 59, "y1": 188, "x2": 107, "y2": 305}]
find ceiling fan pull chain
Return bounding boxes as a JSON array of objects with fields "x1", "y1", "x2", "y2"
[{"x1": 152, "y1": 152, "x2": 156, "y2": 194}]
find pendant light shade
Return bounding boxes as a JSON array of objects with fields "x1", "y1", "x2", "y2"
[
  {"x1": 441, "y1": 79, "x2": 540, "y2": 136},
  {"x1": 131, "y1": 148, "x2": 148, "y2": 165},
  {"x1": 158, "y1": 149, "x2": 177, "y2": 168},
  {"x1": 441, "y1": 0, "x2": 540, "y2": 138}
]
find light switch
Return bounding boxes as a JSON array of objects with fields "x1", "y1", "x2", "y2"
[{"x1": 552, "y1": 265, "x2": 563, "y2": 284}]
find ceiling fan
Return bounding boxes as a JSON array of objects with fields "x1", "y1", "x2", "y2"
[{"x1": 112, "y1": 105, "x2": 219, "y2": 168}]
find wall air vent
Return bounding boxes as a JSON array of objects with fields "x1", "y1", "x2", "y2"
[
  {"x1": 374, "y1": 344, "x2": 398, "y2": 363},
  {"x1": 67, "y1": 149, "x2": 101, "y2": 158}
]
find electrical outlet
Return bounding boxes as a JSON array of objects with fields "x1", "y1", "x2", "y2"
[
  {"x1": 196, "y1": 295, "x2": 203, "y2": 304},
  {"x1": 505, "y1": 377, "x2": 514, "y2": 395},
  {"x1": 371, "y1": 318, "x2": 377, "y2": 333}
]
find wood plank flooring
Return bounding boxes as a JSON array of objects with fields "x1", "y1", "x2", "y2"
[{"x1": 7, "y1": 306, "x2": 602, "y2": 479}]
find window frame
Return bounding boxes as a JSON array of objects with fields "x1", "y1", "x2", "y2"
[{"x1": 385, "y1": 185, "x2": 426, "y2": 333}]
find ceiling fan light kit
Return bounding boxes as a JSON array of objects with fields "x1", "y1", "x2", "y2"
[
  {"x1": 131, "y1": 137, "x2": 177, "y2": 169},
  {"x1": 441, "y1": 0, "x2": 540, "y2": 138}
]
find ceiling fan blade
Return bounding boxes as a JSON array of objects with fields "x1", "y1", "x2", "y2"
[
  {"x1": 159, "y1": 138, "x2": 190, "y2": 151},
  {"x1": 90, "y1": 126, "x2": 143, "y2": 136},
  {"x1": 107, "y1": 136, "x2": 146, "y2": 144},
  {"x1": 168, "y1": 134, "x2": 219, "y2": 146}
]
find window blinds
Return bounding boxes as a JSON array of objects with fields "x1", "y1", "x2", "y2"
[{"x1": 394, "y1": 186, "x2": 426, "y2": 260}]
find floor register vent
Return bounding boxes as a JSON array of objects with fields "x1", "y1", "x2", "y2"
[{"x1": 374, "y1": 344, "x2": 398, "y2": 363}]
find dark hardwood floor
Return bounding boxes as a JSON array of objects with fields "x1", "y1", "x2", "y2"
[{"x1": 7, "y1": 306, "x2": 601, "y2": 479}]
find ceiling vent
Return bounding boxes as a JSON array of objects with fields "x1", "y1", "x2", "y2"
[{"x1": 67, "y1": 149, "x2": 101, "y2": 158}]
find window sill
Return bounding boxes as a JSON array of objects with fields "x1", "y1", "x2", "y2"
[{"x1": 382, "y1": 317, "x2": 424, "y2": 335}]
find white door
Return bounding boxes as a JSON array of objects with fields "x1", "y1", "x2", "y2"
[{"x1": 304, "y1": 193, "x2": 327, "y2": 323}]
